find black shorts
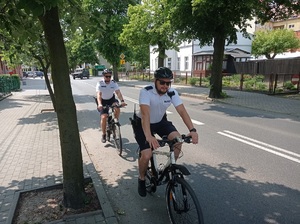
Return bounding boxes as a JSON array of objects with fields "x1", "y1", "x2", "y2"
[
  {"x1": 99, "y1": 95, "x2": 118, "y2": 115},
  {"x1": 133, "y1": 115, "x2": 177, "y2": 151}
]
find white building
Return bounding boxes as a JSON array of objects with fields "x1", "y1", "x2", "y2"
[
  {"x1": 150, "y1": 31, "x2": 253, "y2": 77},
  {"x1": 150, "y1": 20, "x2": 256, "y2": 76}
]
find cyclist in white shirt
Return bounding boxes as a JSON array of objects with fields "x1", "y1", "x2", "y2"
[
  {"x1": 96, "y1": 69, "x2": 126, "y2": 143},
  {"x1": 132, "y1": 67, "x2": 198, "y2": 197}
]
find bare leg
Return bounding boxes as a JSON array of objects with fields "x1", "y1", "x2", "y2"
[
  {"x1": 114, "y1": 107, "x2": 120, "y2": 120},
  {"x1": 168, "y1": 131, "x2": 182, "y2": 159},
  {"x1": 138, "y1": 148, "x2": 152, "y2": 180},
  {"x1": 101, "y1": 114, "x2": 107, "y2": 135}
]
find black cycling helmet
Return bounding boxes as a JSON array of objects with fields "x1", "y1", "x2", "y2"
[
  {"x1": 154, "y1": 67, "x2": 173, "y2": 79},
  {"x1": 102, "y1": 69, "x2": 112, "y2": 75}
]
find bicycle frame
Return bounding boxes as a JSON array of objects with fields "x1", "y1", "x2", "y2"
[
  {"x1": 105, "y1": 105, "x2": 121, "y2": 128},
  {"x1": 145, "y1": 135, "x2": 204, "y2": 224},
  {"x1": 148, "y1": 135, "x2": 192, "y2": 187}
]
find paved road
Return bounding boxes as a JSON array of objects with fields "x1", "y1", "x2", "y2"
[{"x1": 0, "y1": 77, "x2": 299, "y2": 224}]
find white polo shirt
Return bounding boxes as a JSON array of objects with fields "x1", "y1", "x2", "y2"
[
  {"x1": 96, "y1": 80, "x2": 119, "y2": 100},
  {"x1": 138, "y1": 84, "x2": 182, "y2": 123}
]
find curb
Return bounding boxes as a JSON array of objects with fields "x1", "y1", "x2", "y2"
[{"x1": 80, "y1": 135, "x2": 119, "y2": 224}]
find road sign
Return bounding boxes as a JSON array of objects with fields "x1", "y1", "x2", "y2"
[
  {"x1": 291, "y1": 74, "x2": 300, "y2": 85},
  {"x1": 120, "y1": 53, "x2": 125, "y2": 59},
  {"x1": 95, "y1": 65, "x2": 106, "y2": 70},
  {"x1": 120, "y1": 59, "x2": 125, "y2": 65}
]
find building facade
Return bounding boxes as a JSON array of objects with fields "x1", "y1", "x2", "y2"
[
  {"x1": 149, "y1": 31, "x2": 253, "y2": 77},
  {"x1": 255, "y1": 15, "x2": 300, "y2": 58}
]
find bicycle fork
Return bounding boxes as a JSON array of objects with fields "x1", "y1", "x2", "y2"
[{"x1": 169, "y1": 178, "x2": 190, "y2": 214}]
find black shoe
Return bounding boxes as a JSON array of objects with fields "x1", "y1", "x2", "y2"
[
  {"x1": 101, "y1": 135, "x2": 106, "y2": 143},
  {"x1": 138, "y1": 178, "x2": 146, "y2": 197}
]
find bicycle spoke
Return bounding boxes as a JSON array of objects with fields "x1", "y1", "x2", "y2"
[
  {"x1": 166, "y1": 177, "x2": 204, "y2": 224},
  {"x1": 112, "y1": 123, "x2": 122, "y2": 155}
]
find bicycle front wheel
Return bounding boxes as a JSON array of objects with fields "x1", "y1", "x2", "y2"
[
  {"x1": 166, "y1": 177, "x2": 204, "y2": 224},
  {"x1": 112, "y1": 123, "x2": 122, "y2": 155}
]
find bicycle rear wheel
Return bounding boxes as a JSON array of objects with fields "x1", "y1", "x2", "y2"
[
  {"x1": 112, "y1": 123, "x2": 122, "y2": 155},
  {"x1": 166, "y1": 177, "x2": 204, "y2": 224}
]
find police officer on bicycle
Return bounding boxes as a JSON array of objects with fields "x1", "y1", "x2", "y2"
[
  {"x1": 132, "y1": 67, "x2": 198, "y2": 197},
  {"x1": 96, "y1": 69, "x2": 126, "y2": 143}
]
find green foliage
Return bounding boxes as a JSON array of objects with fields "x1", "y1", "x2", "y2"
[
  {"x1": 120, "y1": 0, "x2": 180, "y2": 67},
  {"x1": 220, "y1": 91, "x2": 228, "y2": 98},
  {"x1": 166, "y1": 0, "x2": 300, "y2": 98},
  {"x1": 242, "y1": 74, "x2": 266, "y2": 91},
  {"x1": 189, "y1": 77, "x2": 198, "y2": 86},
  {"x1": 0, "y1": 74, "x2": 20, "y2": 94},
  {"x1": 252, "y1": 29, "x2": 300, "y2": 59},
  {"x1": 85, "y1": 0, "x2": 136, "y2": 75},
  {"x1": 66, "y1": 32, "x2": 98, "y2": 69},
  {"x1": 284, "y1": 81, "x2": 297, "y2": 90}
]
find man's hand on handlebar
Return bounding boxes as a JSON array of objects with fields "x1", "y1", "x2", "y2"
[
  {"x1": 188, "y1": 131, "x2": 198, "y2": 144},
  {"x1": 120, "y1": 102, "x2": 127, "y2": 107},
  {"x1": 97, "y1": 104, "x2": 103, "y2": 112}
]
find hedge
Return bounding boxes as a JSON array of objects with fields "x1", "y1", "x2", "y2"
[{"x1": 0, "y1": 74, "x2": 21, "y2": 94}]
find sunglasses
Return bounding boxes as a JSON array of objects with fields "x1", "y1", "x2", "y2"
[
  {"x1": 158, "y1": 79, "x2": 171, "y2": 86},
  {"x1": 105, "y1": 76, "x2": 111, "y2": 78}
]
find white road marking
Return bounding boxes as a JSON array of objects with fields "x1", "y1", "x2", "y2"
[
  {"x1": 218, "y1": 130, "x2": 300, "y2": 164},
  {"x1": 192, "y1": 119, "x2": 205, "y2": 126}
]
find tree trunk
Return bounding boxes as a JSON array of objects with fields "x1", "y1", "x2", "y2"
[
  {"x1": 158, "y1": 42, "x2": 165, "y2": 68},
  {"x1": 38, "y1": 6, "x2": 85, "y2": 209},
  {"x1": 209, "y1": 34, "x2": 225, "y2": 99},
  {"x1": 43, "y1": 69, "x2": 56, "y2": 111},
  {"x1": 113, "y1": 62, "x2": 119, "y2": 81}
]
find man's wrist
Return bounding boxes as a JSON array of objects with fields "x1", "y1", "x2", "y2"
[{"x1": 189, "y1": 128, "x2": 197, "y2": 132}]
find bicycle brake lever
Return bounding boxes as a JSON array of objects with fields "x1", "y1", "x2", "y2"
[{"x1": 174, "y1": 136, "x2": 183, "y2": 143}]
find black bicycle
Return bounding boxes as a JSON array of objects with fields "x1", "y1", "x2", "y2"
[
  {"x1": 105, "y1": 104, "x2": 124, "y2": 155},
  {"x1": 145, "y1": 135, "x2": 204, "y2": 224},
  {"x1": 94, "y1": 97, "x2": 124, "y2": 155}
]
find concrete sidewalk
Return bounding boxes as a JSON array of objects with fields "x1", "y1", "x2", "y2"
[
  {"x1": 0, "y1": 77, "x2": 299, "y2": 224},
  {"x1": 0, "y1": 79, "x2": 117, "y2": 224}
]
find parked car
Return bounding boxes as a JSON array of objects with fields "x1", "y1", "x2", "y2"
[
  {"x1": 26, "y1": 71, "x2": 36, "y2": 78},
  {"x1": 72, "y1": 68, "x2": 90, "y2": 79},
  {"x1": 35, "y1": 71, "x2": 44, "y2": 78}
]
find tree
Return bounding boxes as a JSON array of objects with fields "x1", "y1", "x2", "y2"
[
  {"x1": 120, "y1": 0, "x2": 180, "y2": 67},
  {"x1": 38, "y1": 5, "x2": 86, "y2": 209},
  {"x1": 168, "y1": 0, "x2": 257, "y2": 98},
  {"x1": 252, "y1": 29, "x2": 300, "y2": 59},
  {"x1": 167, "y1": 0, "x2": 300, "y2": 98},
  {"x1": 0, "y1": 0, "x2": 88, "y2": 209},
  {"x1": 85, "y1": 0, "x2": 138, "y2": 81},
  {"x1": 0, "y1": 11, "x2": 56, "y2": 110},
  {"x1": 65, "y1": 31, "x2": 99, "y2": 70}
]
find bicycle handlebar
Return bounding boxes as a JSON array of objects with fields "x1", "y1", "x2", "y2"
[
  {"x1": 102, "y1": 104, "x2": 126, "y2": 110},
  {"x1": 157, "y1": 134, "x2": 192, "y2": 148}
]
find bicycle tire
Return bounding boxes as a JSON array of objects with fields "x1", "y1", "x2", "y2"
[
  {"x1": 166, "y1": 177, "x2": 204, "y2": 224},
  {"x1": 112, "y1": 123, "x2": 122, "y2": 155}
]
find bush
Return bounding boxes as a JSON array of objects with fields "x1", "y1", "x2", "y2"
[
  {"x1": 0, "y1": 74, "x2": 20, "y2": 94},
  {"x1": 256, "y1": 82, "x2": 266, "y2": 90},
  {"x1": 189, "y1": 77, "x2": 198, "y2": 86},
  {"x1": 284, "y1": 81, "x2": 296, "y2": 90}
]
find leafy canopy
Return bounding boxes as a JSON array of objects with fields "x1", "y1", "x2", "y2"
[
  {"x1": 120, "y1": 0, "x2": 180, "y2": 56},
  {"x1": 252, "y1": 29, "x2": 300, "y2": 59}
]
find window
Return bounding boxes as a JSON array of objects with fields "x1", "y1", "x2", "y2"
[
  {"x1": 289, "y1": 24, "x2": 295, "y2": 28},
  {"x1": 167, "y1": 58, "x2": 171, "y2": 69},
  {"x1": 184, "y1": 56, "x2": 189, "y2": 70},
  {"x1": 177, "y1": 57, "x2": 180, "y2": 70}
]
